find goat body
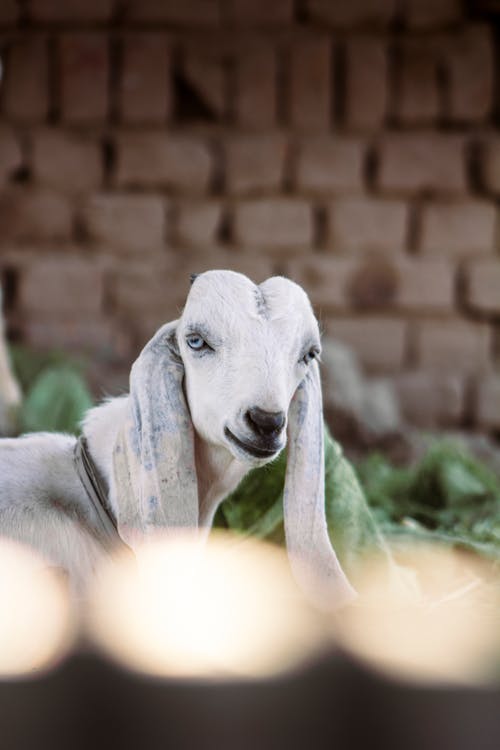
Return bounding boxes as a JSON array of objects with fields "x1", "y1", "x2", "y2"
[{"x1": 0, "y1": 397, "x2": 248, "y2": 592}]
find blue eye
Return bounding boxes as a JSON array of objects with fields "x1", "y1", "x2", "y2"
[{"x1": 186, "y1": 334, "x2": 206, "y2": 351}]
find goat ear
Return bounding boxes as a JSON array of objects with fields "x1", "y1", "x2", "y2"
[
  {"x1": 283, "y1": 361, "x2": 357, "y2": 610},
  {"x1": 111, "y1": 321, "x2": 198, "y2": 550}
]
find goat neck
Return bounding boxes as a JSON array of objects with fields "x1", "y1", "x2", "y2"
[{"x1": 82, "y1": 396, "x2": 248, "y2": 538}]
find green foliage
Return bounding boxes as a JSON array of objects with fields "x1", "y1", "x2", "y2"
[
  {"x1": 217, "y1": 434, "x2": 500, "y2": 571},
  {"x1": 216, "y1": 429, "x2": 392, "y2": 580},
  {"x1": 9, "y1": 345, "x2": 81, "y2": 394},
  {"x1": 20, "y1": 366, "x2": 93, "y2": 434},
  {"x1": 214, "y1": 449, "x2": 288, "y2": 540},
  {"x1": 9, "y1": 345, "x2": 93, "y2": 435},
  {"x1": 356, "y1": 442, "x2": 500, "y2": 560}
]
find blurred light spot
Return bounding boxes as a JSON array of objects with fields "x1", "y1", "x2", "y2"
[
  {"x1": 336, "y1": 544, "x2": 500, "y2": 686},
  {"x1": 0, "y1": 538, "x2": 73, "y2": 677},
  {"x1": 88, "y1": 532, "x2": 328, "y2": 679}
]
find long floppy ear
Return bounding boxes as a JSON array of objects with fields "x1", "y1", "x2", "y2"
[
  {"x1": 283, "y1": 360, "x2": 357, "y2": 610},
  {"x1": 111, "y1": 321, "x2": 198, "y2": 550}
]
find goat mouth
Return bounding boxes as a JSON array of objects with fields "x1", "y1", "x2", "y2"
[{"x1": 224, "y1": 427, "x2": 281, "y2": 460}]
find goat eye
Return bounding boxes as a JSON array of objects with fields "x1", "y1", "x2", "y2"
[
  {"x1": 302, "y1": 348, "x2": 319, "y2": 365},
  {"x1": 186, "y1": 334, "x2": 206, "y2": 351}
]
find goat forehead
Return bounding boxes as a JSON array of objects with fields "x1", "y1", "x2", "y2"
[
  {"x1": 187, "y1": 270, "x2": 255, "y2": 305},
  {"x1": 258, "y1": 277, "x2": 313, "y2": 321},
  {"x1": 179, "y1": 271, "x2": 319, "y2": 361},
  {"x1": 182, "y1": 304, "x2": 309, "y2": 349},
  {"x1": 184, "y1": 271, "x2": 315, "y2": 327}
]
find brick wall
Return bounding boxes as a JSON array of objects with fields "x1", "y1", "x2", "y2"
[{"x1": 0, "y1": 0, "x2": 499, "y2": 431}]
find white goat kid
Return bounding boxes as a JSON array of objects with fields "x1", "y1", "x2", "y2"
[{"x1": 0, "y1": 271, "x2": 355, "y2": 607}]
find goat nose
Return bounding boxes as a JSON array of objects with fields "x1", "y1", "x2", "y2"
[{"x1": 246, "y1": 407, "x2": 286, "y2": 436}]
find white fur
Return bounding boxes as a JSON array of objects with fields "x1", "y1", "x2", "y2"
[{"x1": 0, "y1": 271, "x2": 355, "y2": 606}]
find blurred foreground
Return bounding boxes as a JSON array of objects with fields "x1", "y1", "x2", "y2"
[{"x1": 0, "y1": 533, "x2": 498, "y2": 750}]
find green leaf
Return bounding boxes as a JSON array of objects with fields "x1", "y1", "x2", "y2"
[
  {"x1": 21, "y1": 366, "x2": 94, "y2": 435},
  {"x1": 215, "y1": 428, "x2": 391, "y2": 581},
  {"x1": 357, "y1": 439, "x2": 500, "y2": 561}
]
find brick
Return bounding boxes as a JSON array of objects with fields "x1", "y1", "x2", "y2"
[
  {"x1": 420, "y1": 201, "x2": 496, "y2": 256},
  {"x1": 444, "y1": 26, "x2": 493, "y2": 122},
  {"x1": 32, "y1": 129, "x2": 102, "y2": 193},
  {"x1": 416, "y1": 320, "x2": 492, "y2": 373},
  {"x1": 59, "y1": 34, "x2": 108, "y2": 123},
  {"x1": 345, "y1": 36, "x2": 388, "y2": 129},
  {"x1": 339, "y1": 257, "x2": 453, "y2": 315},
  {"x1": 328, "y1": 198, "x2": 408, "y2": 253},
  {"x1": 286, "y1": 256, "x2": 357, "y2": 309},
  {"x1": 289, "y1": 37, "x2": 331, "y2": 131},
  {"x1": 182, "y1": 48, "x2": 226, "y2": 120},
  {"x1": 396, "y1": 258, "x2": 455, "y2": 311},
  {"x1": 0, "y1": 0, "x2": 18, "y2": 25},
  {"x1": 378, "y1": 133, "x2": 466, "y2": 194},
  {"x1": 225, "y1": 134, "x2": 287, "y2": 195},
  {"x1": 226, "y1": 0, "x2": 293, "y2": 25},
  {"x1": 3, "y1": 37, "x2": 49, "y2": 121},
  {"x1": 120, "y1": 34, "x2": 171, "y2": 124},
  {"x1": 476, "y1": 374, "x2": 500, "y2": 430},
  {"x1": 235, "y1": 44, "x2": 276, "y2": 128},
  {"x1": 291, "y1": 256, "x2": 432, "y2": 313},
  {"x1": 0, "y1": 126, "x2": 22, "y2": 185},
  {"x1": 83, "y1": 194, "x2": 165, "y2": 252},
  {"x1": 396, "y1": 372, "x2": 465, "y2": 427},
  {"x1": 481, "y1": 138, "x2": 500, "y2": 195},
  {"x1": 115, "y1": 133, "x2": 213, "y2": 192},
  {"x1": 120, "y1": 311, "x2": 179, "y2": 351},
  {"x1": 29, "y1": 0, "x2": 114, "y2": 22},
  {"x1": 19, "y1": 256, "x2": 103, "y2": 315},
  {"x1": 403, "y1": 0, "x2": 462, "y2": 28},
  {"x1": 295, "y1": 137, "x2": 364, "y2": 193},
  {"x1": 113, "y1": 261, "x2": 183, "y2": 315},
  {"x1": 23, "y1": 317, "x2": 117, "y2": 355},
  {"x1": 306, "y1": 0, "x2": 395, "y2": 26},
  {"x1": 234, "y1": 199, "x2": 313, "y2": 249},
  {"x1": 395, "y1": 40, "x2": 440, "y2": 124},
  {"x1": 112, "y1": 261, "x2": 190, "y2": 330},
  {"x1": 124, "y1": 0, "x2": 221, "y2": 25},
  {"x1": 347, "y1": 256, "x2": 398, "y2": 309},
  {"x1": 0, "y1": 188, "x2": 72, "y2": 241},
  {"x1": 182, "y1": 247, "x2": 276, "y2": 285},
  {"x1": 175, "y1": 200, "x2": 223, "y2": 246},
  {"x1": 326, "y1": 318, "x2": 407, "y2": 372},
  {"x1": 466, "y1": 260, "x2": 500, "y2": 314}
]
